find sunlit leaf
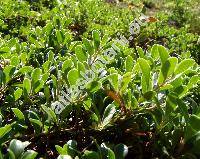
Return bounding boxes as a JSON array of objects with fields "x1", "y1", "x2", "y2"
[
  {"x1": 67, "y1": 68, "x2": 79, "y2": 86},
  {"x1": 174, "y1": 59, "x2": 195, "y2": 75},
  {"x1": 12, "y1": 108, "x2": 25, "y2": 121}
]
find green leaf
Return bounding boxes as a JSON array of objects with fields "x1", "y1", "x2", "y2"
[
  {"x1": 33, "y1": 80, "x2": 44, "y2": 93},
  {"x1": 14, "y1": 88, "x2": 23, "y2": 101},
  {"x1": 160, "y1": 84, "x2": 173, "y2": 91},
  {"x1": 0, "y1": 114, "x2": 2, "y2": 126},
  {"x1": 56, "y1": 30, "x2": 64, "y2": 43},
  {"x1": 83, "y1": 99, "x2": 92, "y2": 110},
  {"x1": 69, "y1": 41, "x2": 82, "y2": 52},
  {"x1": 0, "y1": 69, "x2": 4, "y2": 86},
  {"x1": 11, "y1": 108, "x2": 25, "y2": 121},
  {"x1": 125, "y1": 55, "x2": 134, "y2": 72},
  {"x1": 174, "y1": 59, "x2": 195, "y2": 75},
  {"x1": 44, "y1": 84, "x2": 50, "y2": 103},
  {"x1": 138, "y1": 58, "x2": 151, "y2": 93},
  {"x1": 23, "y1": 78, "x2": 31, "y2": 94},
  {"x1": 10, "y1": 56, "x2": 20, "y2": 66},
  {"x1": 100, "y1": 143, "x2": 115, "y2": 159},
  {"x1": 121, "y1": 72, "x2": 132, "y2": 93},
  {"x1": 42, "y1": 61, "x2": 51, "y2": 72},
  {"x1": 77, "y1": 62, "x2": 85, "y2": 75},
  {"x1": 57, "y1": 155, "x2": 72, "y2": 159},
  {"x1": 166, "y1": 93, "x2": 178, "y2": 117},
  {"x1": 174, "y1": 85, "x2": 188, "y2": 98},
  {"x1": 75, "y1": 45, "x2": 87, "y2": 62},
  {"x1": 0, "y1": 124, "x2": 12, "y2": 138},
  {"x1": 66, "y1": 140, "x2": 77, "y2": 157},
  {"x1": 55, "y1": 145, "x2": 66, "y2": 155},
  {"x1": 18, "y1": 66, "x2": 33, "y2": 74},
  {"x1": 114, "y1": 144, "x2": 128, "y2": 159},
  {"x1": 102, "y1": 104, "x2": 116, "y2": 127},
  {"x1": 67, "y1": 68, "x2": 79, "y2": 86},
  {"x1": 31, "y1": 68, "x2": 41, "y2": 84},
  {"x1": 177, "y1": 98, "x2": 189, "y2": 121},
  {"x1": 62, "y1": 59, "x2": 73, "y2": 72},
  {"x1": 83, "y1": 38, "x2": 94, "y2": 55},
  {"x1": 157, "y1": 45, "x2": 169, "y2": 64},
  {"x1": 0, "y1": 47, "x2": 9, "y2": 54},
  {"x1": 185, "y1": 131, "x2": 200, "y2": 155},
  {"x1": 158, "y1": 57, "x2": 178, "y2": 84},
  {"x1": 189, "y1": 115, "x2": 200, "y2": 131},
  {"x1": 133, "y1": 62, "x2": 140, "y2": 74},
  {"x1": 136, "y1": 46, "x2": 144, "y2": 58},
  {"x1": 187, "y1": 75, "x2": 200, "y2": 90},
  {"x1": 7, "y1": 149, "x2": 15, "y2": 159},
  {"x1": 128, "y1": 89, "x2": 138, "y2": 108},
  {"x1": 86, "y1": 81, "x2": 101, "y2": 93},
  {"x1": 20, "y1": 150, "x2": 38, "y2": 159},
  {"x1": 29, "y1": 118, "x2": 42, "y2": 134},
  {"x1": 92, "y1": 30, "x2": 101, "y2": 50},
  {"x1": 29, "y1": 119, "x2": 42, "y2": 127},
  {"x1": 41, "y1": 105, "x2": 57, "y2": 123},
  {"x1": 143, "y1": 91, "x2": 156, "y2": 100},
  {"x1": 82, "y1": 150, "x2": 99, "y2": 159},
  {"x1": 48, "y1": 51, "x2": 54, "y2": 62},
  {"x1": 151, "y1": 44, "x2": 159, "y2": 60},
  {"x1": 9, "y1": 139, "x2": 30, "y2": 158},
  {"x1": 67, "y1": 140, "x2": 77, "y2": 149},
  {"x1": 51, "y1": 74, "x2": 57, "y2": 89},
  {"x1": 108, "y1": 73, "x2": 119, "y2": 91},
  {"x1": 42, "y1": 73, "x2": 49, "y2": 83},
  {"x1": 27, "y1": 110, "x2": 40, "y2": 120},
  {"x1": 170, "y1": 76, "x2": 183, "y2": 88},
  {"x1": 3, "y1": 65, "x2": 16, "y2": 83},
  {"x1": 20, "y1": 52, "x2": 27, "y2": 64}
]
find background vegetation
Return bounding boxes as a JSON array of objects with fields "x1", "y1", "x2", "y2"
[{"x1": 0, "y1": 0, "x2": 199, "y2": 158}]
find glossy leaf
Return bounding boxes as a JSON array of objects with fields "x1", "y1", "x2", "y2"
[
  {"x1": 10, "y1": 56, "x2": 20, "y2": 66},
  {"x1": 75, "y1": 45, "x2": 87, "y2": 62},
  {"x1": 125, "y1": 55, "x2": 134, "y2": 72},
  {"x1": 114, "y1": 144, "x2": 128, "y2": 159},
  {"x1": 29, "y1": 118, "x2": 42, "y2": 134},
  {"x1": 3, "y1": 65, "x2": 16, "y2": 83},
  {"x1": 92, "y1": 30, "x2": 101, "y2": 50},
  {"x1": 158, "y1": 57, "x2": 178, "y2": 84},
  {"x1": 0, "y1": 124, "x2": 12, "y2": 138},
  {"x1": 151, "y1": 44, "x2": 159, "y2": 60},
  {"x1": 189, "y1": 115, "x2": 200, "y2": 131},
  {"x1": 102, "y1": 104, "x2": 116, "y2": 127},
  {"x1": 157, "y1": 45, "x2": 169, "y2": 64},
  {"x1": 18, "y1": 66, "x2": 33, "y2": 74},
  {"x1": 14, "y1": 88, "x2": 23, "y2": 101},
  {"x1": 86, "y1": 81, "x2": 101, "y2": 93},
  {"x1": 20, "y1": 150, "x2": 38, "y2": 159},
  {"x1": 41, "y1": 105, "x2": 57, "y2": 123},
  {"x1": 138, "y1": 58, "x2": 151, "y2": 93},
  {"x1": 57, "y1": 155, "x2": 72, "y2": 159},
  {"x1": 100, "y1": 143, "x2": 115, "y2": 159},
  {"x1": 12, "y1": 108, "x2": 25, "y2": 121},
  {"x1": 108, "y1": 73, "x2": 119, "y2": 91},
  {"x1": 83, "y1": 38, "x2": 94, "y2": 55},
  {"x1": 31, "y1": 68, "x2": 41, "y2": 84},
  {"x1": 9, "y1": 139, "x2": 30, "y2": 158},
  {"x1": 136, "y1": 46, "x2": 144, "y2": 58},
  {"x1": 67, "y1": 68, "x2": 79, "y2": 86},
  {"x1": 174, "y1": 59, "x2": 195, "y2": 75},
  {"x1": 82, "y1": 150, "x2": 99, "y2": 159},
  {"x1": 23, "y1": 78, "x2": 31, "y2": 94},
  {"x1": 120, "y1": 72, "x2": 132, "y2": 93}
]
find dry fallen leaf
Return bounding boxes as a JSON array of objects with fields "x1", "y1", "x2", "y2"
[{"x1": 147, "y1": 16, "x2": 158, "y2": 22}]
